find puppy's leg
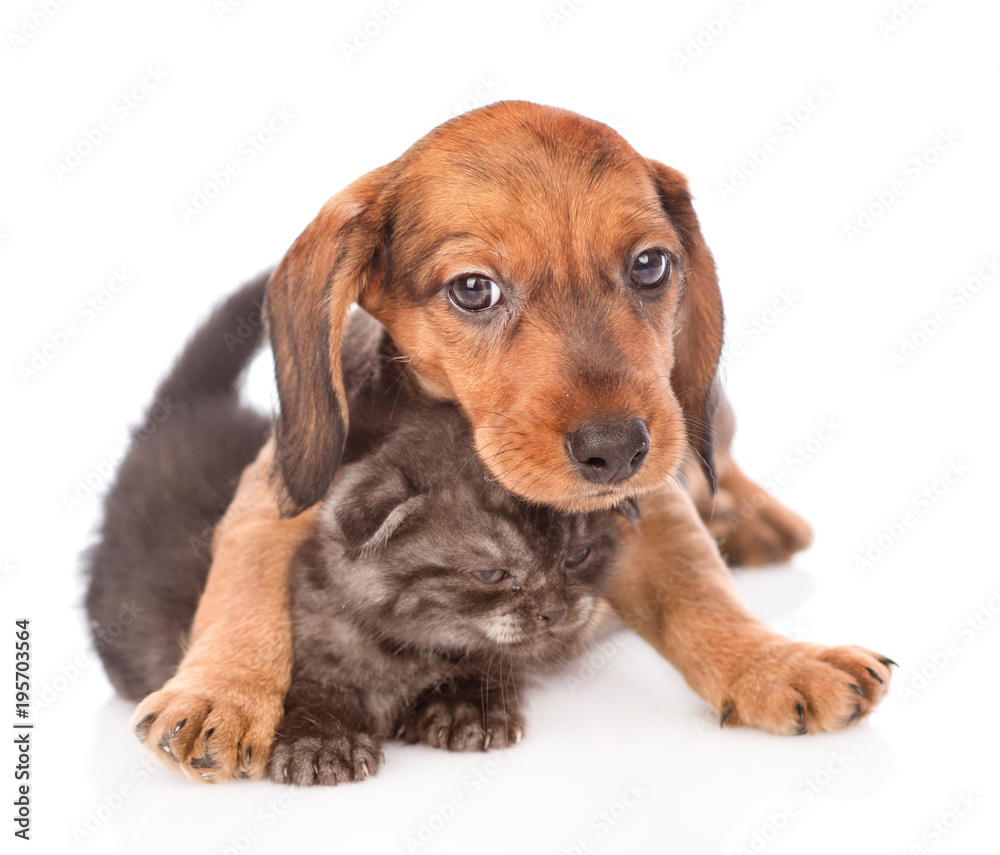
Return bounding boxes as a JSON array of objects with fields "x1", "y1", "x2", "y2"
[
  {"x1": 610, "y1": 484, "x2": 893, "y2": 734},
  {"x1": 396, "y1": 677, "x2": 525, "y2": 751},
  {"x1": 130, "y1": 437, "x2": 313, "y2": 782},
  {"x1": 690, "y1": 393, "x2": 814, "y2": 566}
]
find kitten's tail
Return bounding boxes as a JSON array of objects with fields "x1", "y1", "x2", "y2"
[{"x1": 148, "y1": 267, "x2": 272, "y2": 414}]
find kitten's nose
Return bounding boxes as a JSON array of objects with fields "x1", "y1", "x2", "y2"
[{"x1": 537, "y1": 608, "x2": 567, "y2": 627}]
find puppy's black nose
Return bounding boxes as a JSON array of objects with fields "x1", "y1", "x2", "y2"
[
  {"x1": 538, "y1": 608, "x2": 567, "y2": 627},
  {"x1": 567, "y1": 419, "x2": 650, "y2": 484}
]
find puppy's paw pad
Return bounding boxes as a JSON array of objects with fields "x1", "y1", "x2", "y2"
[
  {"x1": 719, "y1": 643, "x2": 894, "y2": 735},
  {"x1": 130, "y1": 683, "x2": 282, "y2": 783}
]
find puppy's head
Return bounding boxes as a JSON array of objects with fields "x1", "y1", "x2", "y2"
[{"x1": 268, "y1": 101, "x2": 723, "y2": 516}]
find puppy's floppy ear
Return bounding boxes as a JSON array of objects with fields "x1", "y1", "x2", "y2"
[
  {"x1": 645, "y1": 160, "x2": 724, "y2": 490},
  {"x1": 266, "y1": 164, "x2": 395, "y2": 516}
]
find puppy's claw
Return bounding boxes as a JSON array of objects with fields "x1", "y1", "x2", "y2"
[
  {"x1": 134, "y1": 714, "x2": 154, "y2": 740},
  {"x1": 795, "y1": 703, "x2": 807, "y2": 734},
  {"x1": 159, "y1": 734, "x2": 178, "y2": 762}
]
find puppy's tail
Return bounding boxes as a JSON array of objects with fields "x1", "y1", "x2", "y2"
[{"x1": 149, "y1": 268, "x2": 271, "y2": 412}]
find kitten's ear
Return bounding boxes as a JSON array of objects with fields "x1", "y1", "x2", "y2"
[
  {"x1": 614, "y1": 497, "x2": 642, "y2": 527},
  {"x1": 333, "y1": 468, "x2": 427, "y2": 558}
]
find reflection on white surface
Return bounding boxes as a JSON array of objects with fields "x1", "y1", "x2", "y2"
[
  {"x1": 73, "y1": 639, "x2": 893, "y2": 855},
  {"x1": 61, "y1": 565, "x2": 906, "y2": 855}
]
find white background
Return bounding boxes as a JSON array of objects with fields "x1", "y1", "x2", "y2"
[{"x1": 2, "y1": 0, "x2": 998, "y2": 853}]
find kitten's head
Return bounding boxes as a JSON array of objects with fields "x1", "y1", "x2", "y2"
[{"x1": 316, "y1": 405, "x2": 624, "y2": 666}]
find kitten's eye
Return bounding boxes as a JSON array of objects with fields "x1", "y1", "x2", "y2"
[
  {"x1": 630, "y1": 249, "x2": 670, "y2": 289},
  {"x1": 565, "y1": 548, "x2": 591, "y2": 568},
  {"x1": 478, "y1": 569, "x2": 508, "y2": 584},
  {"x1": 449, "y1": 275, "x2": 503, "y2": 312}
]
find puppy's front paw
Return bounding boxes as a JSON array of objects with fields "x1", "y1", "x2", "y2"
[
  {"x1": 397, "y1": 695, "x2": 524, "y2": 751},
  {"x1": 267, "y1": 721, "x2": 383, "y2": 787},
  {"x1": 719, "y1": 642, "x2": 895, "y2": 734},
  {"x1": 130, "y1": 677, "x2": 283, "y2": 783}
]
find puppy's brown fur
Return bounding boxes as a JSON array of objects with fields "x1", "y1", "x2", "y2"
[{"x1": 132, "y1": 102, "x2": 891, "y2": 781}]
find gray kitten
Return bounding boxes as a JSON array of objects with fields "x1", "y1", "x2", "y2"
[
  {"x1": 270, "y1": 404, "x2": 623, "y2": 786},
  {"x1": 81, "y1": 275, "x2": 625, "y2": 786}
]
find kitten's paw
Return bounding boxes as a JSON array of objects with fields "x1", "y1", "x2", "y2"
[
  {"x1": 397, "y1": 696, "x2": 524, "y2": 751},
  {"x1": 267, "y1": 726, "x2": 383, "y2": 787},
  {"x1": 130, "y1": 677, "x2": 283, "y2": 783},
  {"x1": 718, "y1": 642, "x2": 895, "y2": 734}
]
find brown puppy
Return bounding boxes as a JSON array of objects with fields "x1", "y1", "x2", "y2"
[{"x1": 131, "y1": 102, "x2": 891, "y2": 782}]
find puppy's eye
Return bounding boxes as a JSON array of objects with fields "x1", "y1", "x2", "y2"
[
  {"x1": 565, "y1": 548, "x2": 591, "y2": 568},
  {"x1": 630, "y1": 249, "x2": 670, "y2": 289},
  {"x1": 478, "y1": 569, "x2": 508, "y2": 584},
  {"x1": 449, "y1": 275, "x2": 503, "y2": 311}
]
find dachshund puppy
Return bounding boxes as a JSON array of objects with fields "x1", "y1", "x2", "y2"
[{"x1": 124, "y1": 102, "x2": 892, "y2": 781}]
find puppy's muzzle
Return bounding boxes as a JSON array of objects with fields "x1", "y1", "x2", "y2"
[{"x1": 567, "y1": 418, "x2": 650, "y2": 485}]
